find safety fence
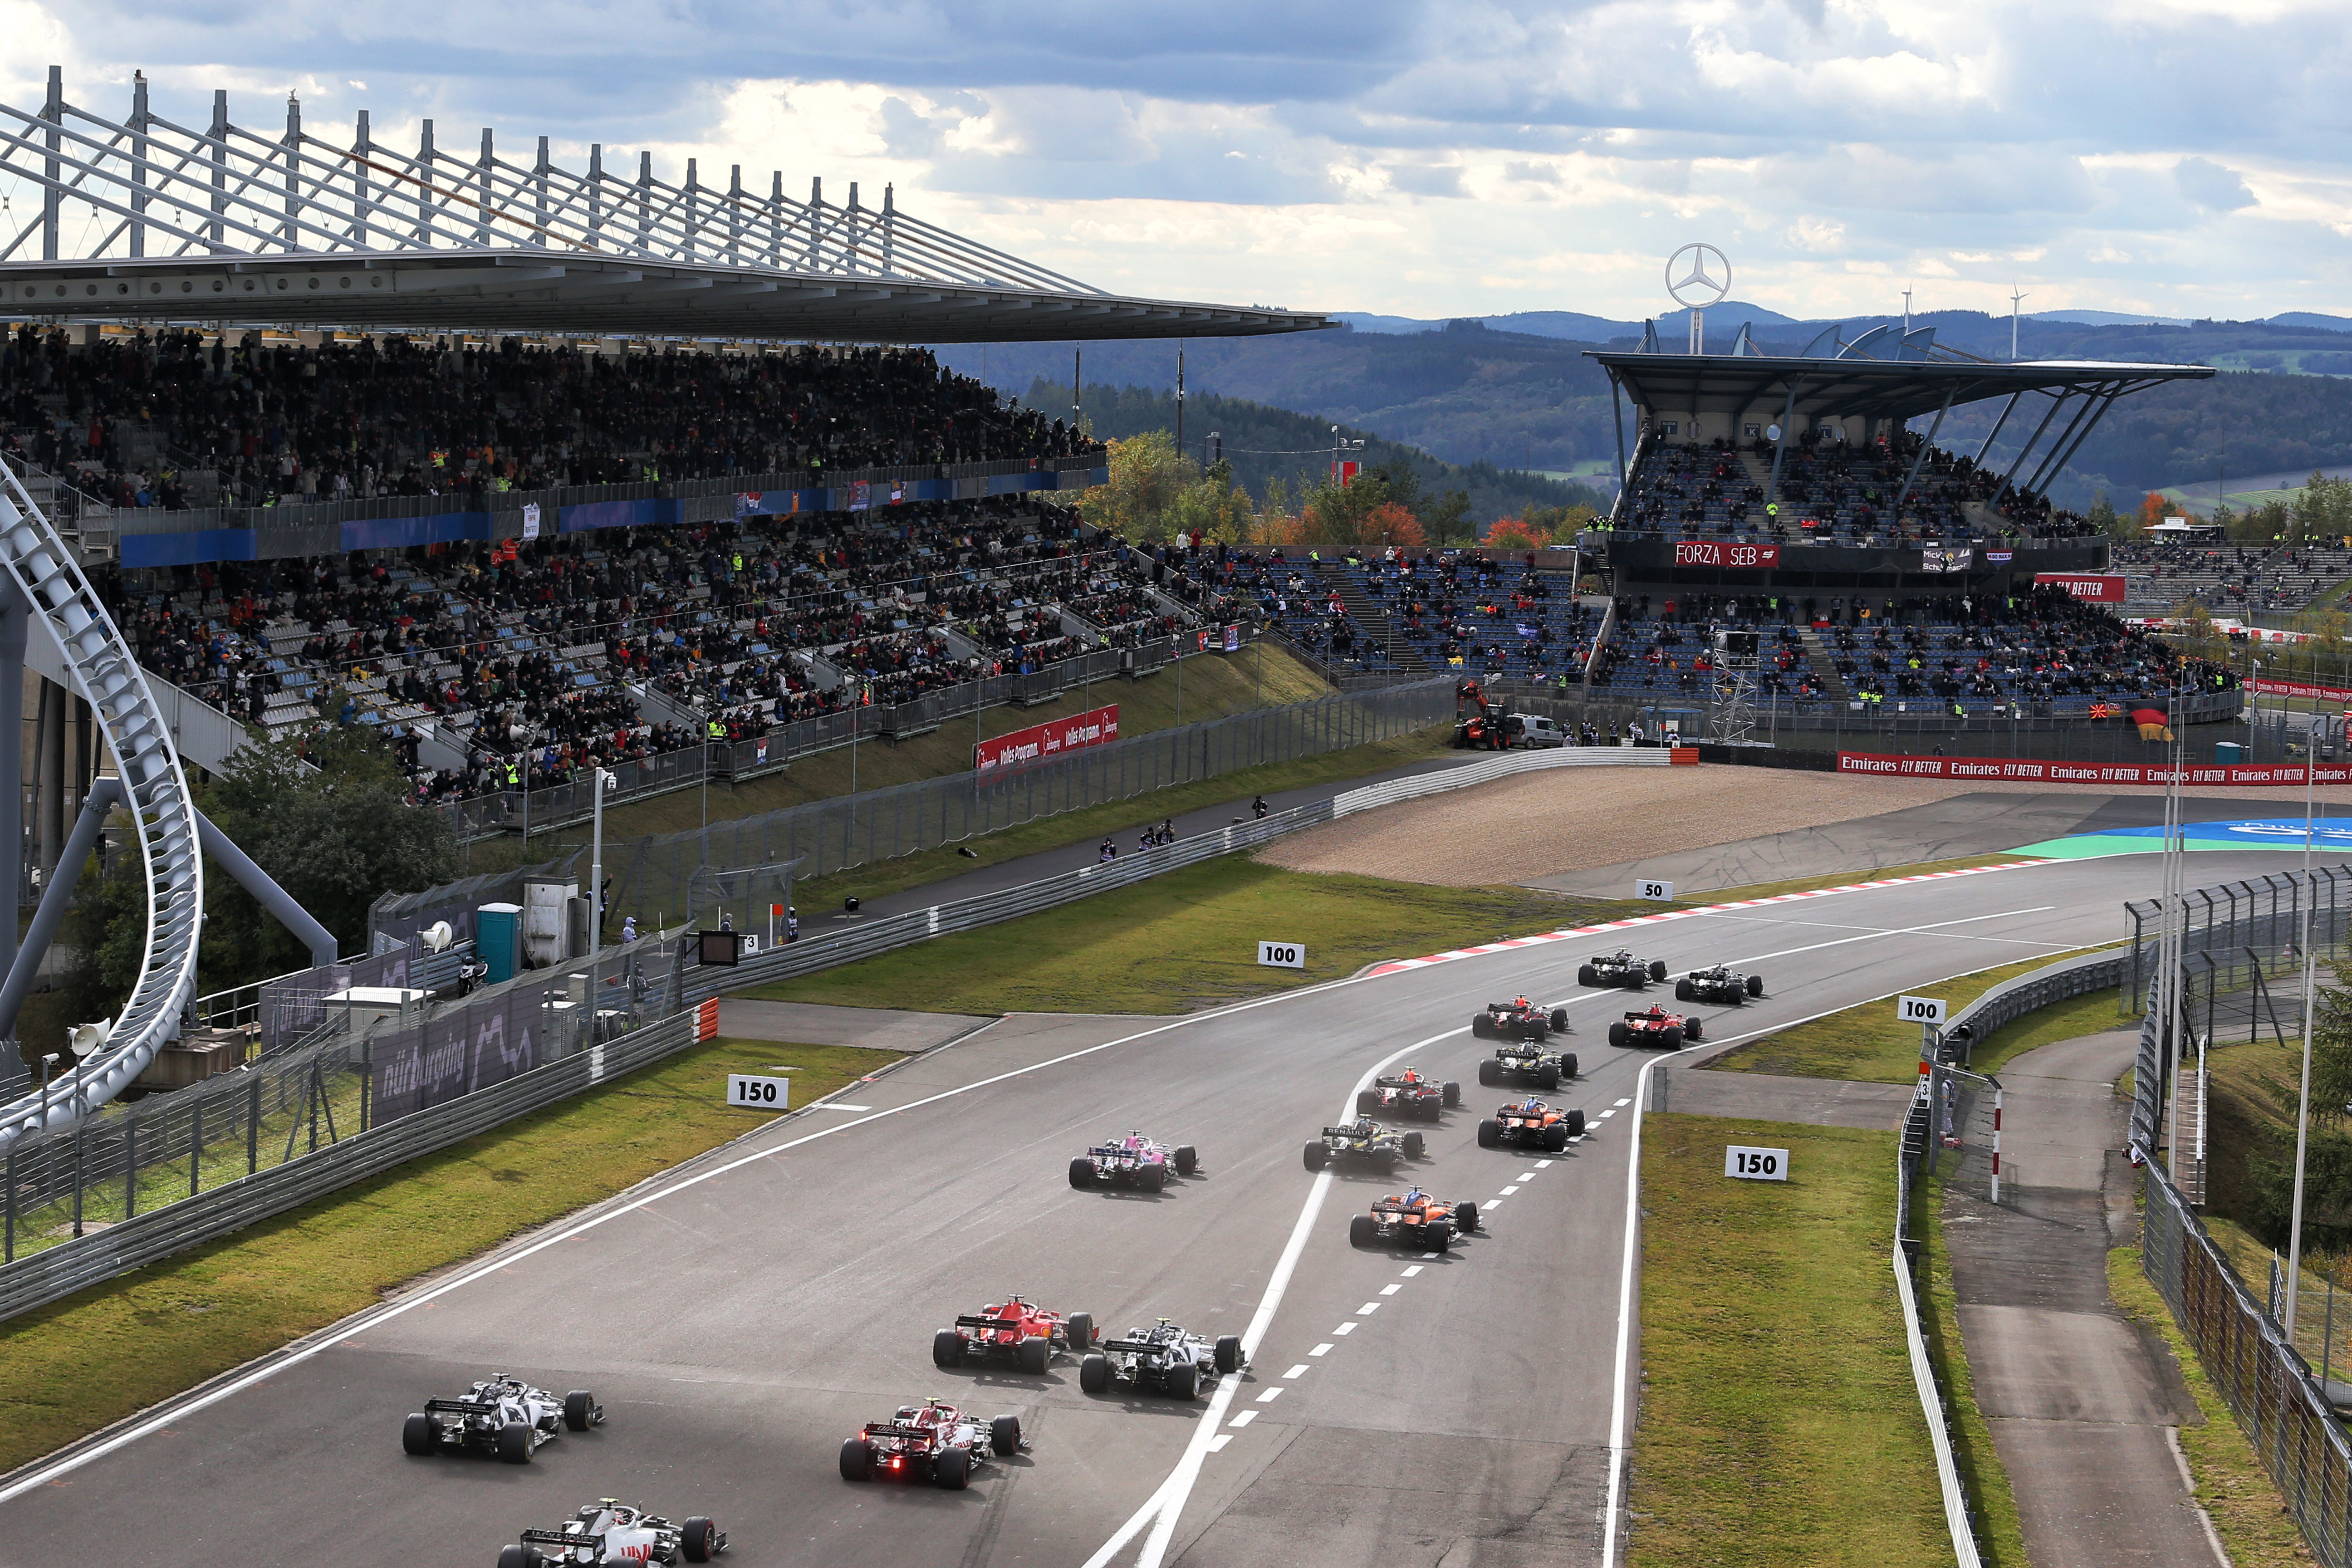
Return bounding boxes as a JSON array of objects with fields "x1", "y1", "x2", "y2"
[
  {"x1": 0, "y1": 737, "x2": 1664, "y2": 1319},
  {"x1": 594, "y1": 678, "x2": 1458, "y2": 931}
]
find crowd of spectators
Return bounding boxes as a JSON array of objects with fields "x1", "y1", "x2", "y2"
[
  {"x1": 2114, "y1": 540, "x2": 2352, "y2": 617},
  {"x1": 3, "y1": 326, "x2": 1102, "y2": 512}
]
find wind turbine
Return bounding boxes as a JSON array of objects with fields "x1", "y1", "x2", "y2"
[
  {"x1": 2010, "y1": 283, "x2": 2029, "y2": 362},
  {"x1": 1902, "y1": 283, "x2": 1913, "y2": 334}
]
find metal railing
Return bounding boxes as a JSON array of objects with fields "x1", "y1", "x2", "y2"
[{"x1": 0, "y1": 738, "x2": 1672, "y2": 1319}]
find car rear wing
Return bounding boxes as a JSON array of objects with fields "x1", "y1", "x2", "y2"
[
  {"x1": 1320, "y1": 1126, "x2": 1377, "y2": 1140},
  {"x1": 952, "y1": 1315, "x2": 1025, "y2": 1333},
  {"x1": 422, "y1": 1397, "x2": 500, "y2": 1416},
  {"x1": 865, "y1": 1421, "x2": 938, "y2": 1441},
  {"x1": 520, "y1": 1529, "x2": 601, "y2": 1548},
  {"x1": 1100, "y1": 1337, "x2": 1169, "y2": 1356}
]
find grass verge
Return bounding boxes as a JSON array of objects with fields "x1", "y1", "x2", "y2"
[
  {"x1": 1632, "y1": 1114, "x2": 1947, "y2": 1566},
  {"x1": 781, "y1": 721, "x2": 1454, "y2": 915},
  {"x1": 0, "y1": 1036, "x2": 894, "y2": 1477},
  {"x1": 745, "y1": 854, "x2": 1647, "y2": 1016},
  {"x1": 1917, "y1": 1173, "x2": 2028, "y2": 1566},
  {"x1": 2107, "y1": 1240, "x2": 2313, "y2": 1567},
  {"x1": 1706, "y1": 949, "x2": 2129, "y2": 1083}
]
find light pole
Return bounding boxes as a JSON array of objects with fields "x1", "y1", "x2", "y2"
[
  {"x1": 2287, "y1": 699, "x2": 2324, "y2": 1338},
  {"x1": 589, "y1": 767, "x2": 616, "y2": 949}
]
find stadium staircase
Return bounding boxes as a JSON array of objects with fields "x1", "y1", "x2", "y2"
[
  {"x1": 0, "y1": 464, "x2": 205, "y2": 1141},
  {"x1": 1795, "y1": 628, "x2": 1853, "y2": 704},
  {"x1": 1318, "y1": 564, "x2": 1431, "y2": 673}
]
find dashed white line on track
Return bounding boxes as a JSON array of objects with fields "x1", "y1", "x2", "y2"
[
  {"x1": 1229, "y1": 1411, "x2": 1258, "y2": 1428},
  {"x1": 1333, "y1": 1323, "x2": 1357, "y2": 1336},
  {"x1": 1401, "y1": 1265, "x2": 1424, "y2": 1277},
  {"x1": 1379, "y1": 1284, "x2": 1401, "y2": 1296},
  {"x1": 1357, "y1": 1302, "x2": 1381, "y2": 1315},
  {"x1": 1536, "y1": 1159, "x2": 1554, "y2": 1168},
  {"x1": 1309, "y1": 1343, "x2": 1334, "y2": 1357},
  {"x1": 1501, "y1": 1185, "x2": 1519, "y2": 1195},
  {"x1": 1208, "y1": 1435, "x2": 1233, "y2": 1451},
  {"x1": 1612, "y1": 1098, "x2": 1632, "y2": 1107},
  {"x1": 1282, "y1": 1364, "x2": 1309, "y2": 1379},
  {"x1": 1256, "y1": 1387, "x2": 1285, "y2": 1404}
]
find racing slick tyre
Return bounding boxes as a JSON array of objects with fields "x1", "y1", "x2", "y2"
[
  {"x1": 1018, "y1": 1336, "x2": 1051, "y2": 1376},
  {"x1": 681, "y1": 1517, "x2": 720, "y2": 1562},
  {"x1": 1080, "y1": 1353, "x2": 1112, "y2": 1395},
  {"x1": 935, "y1": 1446, "x2": 970, "y2": 1490},
  {"x1": 1175, "y1": 1145, "x2": 1199, "y2": 1176},
  {"x1": 1622, "y1": 973, "x2": 1645, "y2": 991},
  {"x1": 1441, "y1": 1080, "x2": 1460, "y2": 1108},
  {"x1": 1215, "y1": 1335, "x2": 1243, "y2": 1374},
  {"x1": 496, "y1": 1548, "x2": 541, "y2": 1568},
  {"x1": 1402, "y1": 1131, "x2": 1426, "y2": 1160},
  {"x1": 1349, "y1": 1214, "x2": 1376, "y2": 1248},
  {"x1": 934, "y1": 1329, "x2": 965, "y2": 1369},
  {"x1": 1562, "y1": 1109, "x2": 1587, "y2": 1137},
  {"x1": 1537, "y1": 1065, "x2": 1559, "y2": 1092},
  {"x1": 1477, "y1": 1058, "x2": 1499, "y2": 1087},
  {"x1": 1476, "y1": 1118, "x2": 1499, "y2": 1149},
  {"x1": 1658, "y1": 1026, "x2": 1683, "y2": 1049},
  {"x1": 496, "y1": 1421, "x2": 533, "y2": 1465},
  {"x1": 1303, "y1": 1142, "x2": 1329, "y2": 1172},
  {"x1": 1356, "y1": 1089, "x2": 1380, "y2": 1116},
  {"x1": 1425, "y1": 1220, "x2": 1453, "y2": 1251},
  {"x1": 1577, "y1": 964, "x2": 1597, "y2": 987},
  {"x1": 1674, "y1": 979, "x2": 1693, "y2": 1002},
  {"x1": 1376, "y1": 1147, "x2": 1403, "y2": 1174},
  {"x1": 1545, "y1": 1124, "x2": 1570, "y2": 1152},
  {"x1": 563, "y1": 1390, "x2": 597, "y2": 1432},
  {"x1": 1165, "y1": 1363, "x2": 1200, "y2": 1401},
  {"x1": 1649, "y1": 960, "x2": 1669, "y2": 982},
  {"x1": 1140, "y1": 1163, "x2": 1168, "y2": 1193},
  {"x1": 401, "y1": 1413, "x2": 436, "y2": 1455},
  {"x1": 1684, "y1": 1017, "x2": 1704, "y2": 1042},
  {"x1": 1748, "y1": 973, "x2": 1765, "y2": 997},
  {"x1": 1726, "y1": 988, "x2": 1744, "y2": 1006},
  {"x1": 1471, "y1": 1013, "x2": 1493, "y2": 1039},
  {"x1": 992, "y1": 1415, "x2": 1023, "y2": 1456},
  {"x1": 1608, "y1": 1022, "x2": 1630, "y2": 1049},
  {"x1": 1065, "y1": 1313, "x2": 1094, "y2": 1355},
  {"x1": 1549, "y1": 1007, "x2": 1569, "y2": 1034},
  {"x1": 1458, "y1": 1201, "x2": 1481, "y2": 1233},
  {"x1": 1558, "y1": 1053, "x2": 1578, "y2": 1080},
  {"x1": 1069, "y1": 1157, "x2": 1095, "y2": 1189}
]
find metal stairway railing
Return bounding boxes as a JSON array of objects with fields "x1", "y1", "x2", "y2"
[{"x1": 0, "y1": 461, "x2": 203, "y2": 1142}]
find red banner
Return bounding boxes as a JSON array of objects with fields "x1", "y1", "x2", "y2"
[
  {"x1": 1673, "y1": 541, "x2": 1781, "y2": 568},
  {"x1": 2251, "y1": 677, "x2": 2352, "y2": 703},
  {"x1": 976, "y1": 704, "x2": 1120, "y2": 774},
  {"x1": 1836, "y1": 751, "x2": 2352, "y2": 787},
  {"x1": 2033, "y1": 572, "x2": 2127, "y2": 603}
]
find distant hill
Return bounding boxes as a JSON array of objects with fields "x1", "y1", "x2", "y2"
[
  {"x1": 2269, "y1": 312, "x2": 2352, "y2": 333},
  {"x1": 1044, "y1": 380, "x2": 1607, "y2": 526},
  {"x1": 2030, "y1": 309, "x2": 2195, "y2": 328},
  {"x1": 1331, "y1": 301, "x2": 1798, "y2": 341}
]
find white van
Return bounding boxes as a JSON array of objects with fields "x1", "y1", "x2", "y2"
[{"x1": 1510, "y1": 714, "x2": 1568, "y2": 748}]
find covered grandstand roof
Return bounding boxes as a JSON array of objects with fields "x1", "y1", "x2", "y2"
[
  {"x1": 1586, "y1": 350, "x2": 2213, "y2": 425},
  {"x1": 0, "y1": 68, "x2": 1326, "y2": 343}
]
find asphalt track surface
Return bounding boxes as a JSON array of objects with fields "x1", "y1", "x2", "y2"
[{"x1": 0, "y1": 849, "x2": 2259, "y2": 1568}]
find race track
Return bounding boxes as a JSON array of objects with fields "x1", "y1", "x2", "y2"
[{"x1": 0, "y1": 848, "x2": 2229, "y2": 1568}]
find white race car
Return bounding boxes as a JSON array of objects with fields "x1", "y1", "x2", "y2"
[
  {"x1": 498, "y1": 1499, "x2": 725, "y2": 1566},
  {"x1": 403, "y1": 1374, "x2": 602, "y2": 1464}
]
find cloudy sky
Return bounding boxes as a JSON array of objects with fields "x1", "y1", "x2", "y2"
[{"x1": 5, "y1": 1, "x2": 2347, "y2": 323}]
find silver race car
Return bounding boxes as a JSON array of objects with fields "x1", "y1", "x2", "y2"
[
  {"x1": 404, "y1": 1373, "x2": 602, "y2": 1463},
  {"x1": 497, "y1": 1499, "x2": 725, "y2": 1565}
]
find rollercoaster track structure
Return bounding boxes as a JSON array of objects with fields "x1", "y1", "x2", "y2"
[{"x1": 0, "y1": 463, "x2": 203, "y2": 1143}]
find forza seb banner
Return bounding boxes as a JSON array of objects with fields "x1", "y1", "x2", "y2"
[
  {"x1": 975, "y1": 704, "x2": 1120, "y2": 774},
  {"x1": 1836, "y1": 751, "x2": 2352, "y2": 787},
  {"x1": 1672, "y1": 541, "x2": 1780, "y2": 568},
  {"x1": 2032, "y1": 573, "x2": 2128, "y2": 603}
]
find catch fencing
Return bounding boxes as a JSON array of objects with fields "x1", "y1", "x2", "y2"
[{"x1": 595, "y1": 679, "x2": 1457, "y2": 930}]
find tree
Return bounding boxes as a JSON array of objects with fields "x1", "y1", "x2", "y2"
[
  {"x1": 2086, "y1": 493, "x2": 2120, "y2": 535},
  {"x1": 1080, "y1": 431, "x2": 1187, "y2": 540},
  {"x1": 1485, "y1": 518, "x2": 1544, "y2": 552},
  {"x1": 1421, "y1": 490, "x2": 1475, "y2": 544},
  {"x1": 2137, "y1": 492, "x2": 2176, "y2": 529}
]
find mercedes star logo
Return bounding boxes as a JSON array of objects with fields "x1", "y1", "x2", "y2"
[{"x1": 1665, "y1": 243, "x2": 1731, "y2": 309}]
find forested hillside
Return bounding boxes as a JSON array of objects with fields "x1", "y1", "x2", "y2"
[{"x1": 1040, "y1": 380, "x2": 1605, "y2": 525}]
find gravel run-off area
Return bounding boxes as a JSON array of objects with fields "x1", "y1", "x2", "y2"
[{"x1": 1252, "y1": 764, "x2": 2352, "y2": 890}]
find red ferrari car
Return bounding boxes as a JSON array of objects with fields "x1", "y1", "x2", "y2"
[
  {"x1": 1608, "y1": 1005, "x2": 1703, "y2": 1049},
  {"x1": 933, "y1": 1294, "x2": 1095, "y2": 1374}
]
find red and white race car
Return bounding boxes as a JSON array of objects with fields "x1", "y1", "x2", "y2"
[
  {"x1": 840, "y1": 1398, "x2": 1026, "y2": 1490},
  {"x1": 933, "y1": 1294, "x2": 1095, "y2": 1374},
  {"x1": 1355, "y1": 1066, "x2": 1460, "y2": 1121},
  {"x1": 1069, "y1": 1131, "x2": 1200, "y2": 1191},
  {"x1": 1608, "y1": 1005, "x2": 1704, "y2": 1049},
  {"x1": 498, "y1": 1498, "x2": 724, "y2": 1566}
]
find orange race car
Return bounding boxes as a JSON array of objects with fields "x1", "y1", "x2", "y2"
[
  {"x1": 1349, "y1": 1186, "x2": 1483, "y2": 1252},
  {"x1": 1476, "y1": 1096, "x2": 1587, "y2": 1152}
]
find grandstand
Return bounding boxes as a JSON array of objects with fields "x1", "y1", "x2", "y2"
[{"x1": 2113, "y1": 540, "x2": 2352, "y2": 617}]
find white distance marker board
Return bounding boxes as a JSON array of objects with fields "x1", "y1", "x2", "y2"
[
  {"x1": 1257, "y1": 941, "x2": 1305, "y2": 969},
  {"x1": 1725, "y1": 1145, "x2": 1789, "y2": 1181},
  {"x1": 725, "y1": 1073, "x2": 791, "y2": 1110}
]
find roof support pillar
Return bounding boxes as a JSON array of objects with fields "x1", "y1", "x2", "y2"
[
  {"x1": 208, "y1": 88, "x2": 229, "y2": 254},
  {"x1": 1609, "y1": 369, "x2": 1628, "y2": 496},
  {"x1": 129, "y1": 71, "x2": 148, "y2": 259},
  {"x1": 284, "y1": 92, "x2": 302, "y2": 252},
  {"x1": 1997, "y1": 390, "x2": 2072, "y2": 503},
  {"x1": 476, "y1": 126, "x2": 494, "y2": 247},
  {"x1": 767, "y1": 171, "x2": 782, "y2": 269},
  {"x1": 41, "y1": 65, "x2": 61, "y2": 261},
  {"x1": 1765, "y1": 378, "x2": 1803, "y2": 507},
  {"x1": 352, "y1": 109, "x2": 373, "y2": 249},
  {"x1": 412, "y1": 118, "x2": 436, "y2": 248},
  {"x1": 2020, "y1": 391, "x2": 2101, "y2": 500},
  {"x1": 586, "y1": 144, "x2": 603, "y2": 248},
  {"x1": 2028, "y1": 387, "x2": 2119, "y2": 499},
  {"x1": 534, "y1": 136, "x2": 550, "y2": 247},
  {"x1": 1973, "y1": 392, "x2": 2021, "y2": 465},
  {"x1": 1896, "y1": 382, "x2": 1958, "y2": 517}
]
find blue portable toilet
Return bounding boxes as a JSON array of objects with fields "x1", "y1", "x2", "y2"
[
  {"x1": 477, "y1": 902, "x2": 523, "y2": 985},
  {"x1": 2215, "y1": 741, "x2": 2244, "y2": 764}
]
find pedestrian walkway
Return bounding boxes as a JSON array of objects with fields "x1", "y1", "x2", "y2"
[{"x1": 1942, "y1": 1027, "x2": 2227, "y2": 1568}]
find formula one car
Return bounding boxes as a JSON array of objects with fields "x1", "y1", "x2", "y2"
[
  {"x1": 1478, "y1": 1038, "x2": 1578, "y2": 1090},
  {"x1": 839, "y1": 1398, "x2": 1026, "y2": 1490},
  {"x1": 496, "y1": 1498, "x2": 724, "y2": 1566},
  {"x1": 1578, "y1": 950, "x2": 1669, "y2": 990},
  {"x1": 1608, "y1": 1005, "x2": 1703, "y2": 1049},
  {"x1": 1069, "y1": 1130, "x2": 1199, "y2": 1191},
  {"x1": 1355, "y1": 1066, "x2": 1460, "y2": 1121},
  {"x1": 1675, "y1": 964, "x2": 1765, "y2": 1005},
  {"x1": 1470, "y1": 997, "x2": 1570, "y2": 1041},
  {"x1": 933, "y1": 1294, "x2": 1095, "y2": 1374},
  {"x1": 1303, "y1": 1119, "x2": 1424, "y2": 1172},
  {"x1": 1349, "y1": 1186, "x2": 1483, "y2": 1251},
  {"x1": 1476, "y1": 1097, "x2": 1587, "y2": 1151},
  {"x1": 1078, "y1": 1318, "x2": 1245, "y2": 1400},
  {"x1": 404, "y1": 1373, "x2": 601, "y2": 1464}
]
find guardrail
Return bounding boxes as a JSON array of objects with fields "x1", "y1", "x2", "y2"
[{"x1": 0, "y1": 738, "x2": 1671, "y2": 1318}]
